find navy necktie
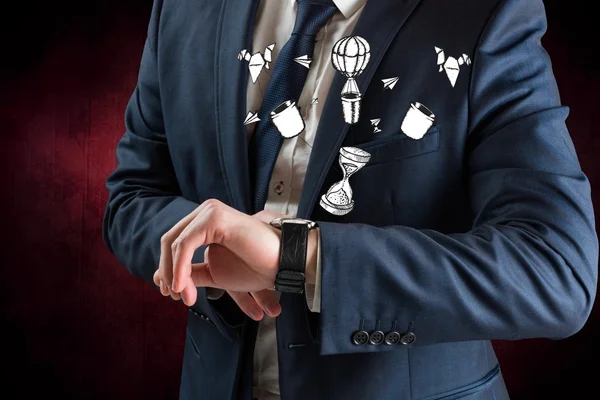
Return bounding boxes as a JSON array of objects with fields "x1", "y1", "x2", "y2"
[{"x1": 248, "y1": 0, "x2": 338, "y2": 213}]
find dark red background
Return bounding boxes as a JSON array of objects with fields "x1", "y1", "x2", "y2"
[{"x1": 1, "y1": 1, "x2": 598, "y2": 398}]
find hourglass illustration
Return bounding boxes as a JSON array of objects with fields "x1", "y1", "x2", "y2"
[{"x1": 320, "y1": 146, "x2": 371, "y2": 216}]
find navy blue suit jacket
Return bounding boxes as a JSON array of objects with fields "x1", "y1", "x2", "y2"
[{"x1": 102, "y1": 0, "x2": 598, "y2": 399}]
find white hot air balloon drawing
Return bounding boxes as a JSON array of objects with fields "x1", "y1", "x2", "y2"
[{"x1": 331, "y1": 35, "x2": 371, "y2": 124}]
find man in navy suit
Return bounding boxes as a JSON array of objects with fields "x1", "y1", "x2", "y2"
[{"x1": 102, "y1": 0, "x2": 598, "y2": 399}]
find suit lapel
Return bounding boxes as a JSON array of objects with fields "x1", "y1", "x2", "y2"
[
  {"x1": 215, "y1": 0, "x2": 259, "y2": 214},
  {"x1": 296, "y1": 0, "x2": 423, "y2": 219}
]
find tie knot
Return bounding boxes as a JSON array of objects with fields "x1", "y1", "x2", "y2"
[{"x1": 293, "y1": 0, "x2": 338, "y2": 36}]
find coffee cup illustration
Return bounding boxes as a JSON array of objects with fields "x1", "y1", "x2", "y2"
[
  {"x1": 270, "y1": 100, "x2": 305, "y2": 139},
  {"x1": 341, "y1": 92, "x2": 362, "y2": 125},
  {"x1": 401, "y1": 102, "x2": 435, "y2": 140}
]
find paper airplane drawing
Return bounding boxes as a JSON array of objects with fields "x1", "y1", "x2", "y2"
[
  {"x1": 381, "y1": 77, "x2": 399, "y2": 90},
  {"x1": 435, "y1": 46, "x2": 471, "y2": 87},
  {"x1": 370, "y1": 118, "x2": 382, "y2": 134},
  {"x1": 238, "y1": 43, "x2": 276, "y2": 84},
  {"x1": 243, "y1": 111, "x2": 260, "y2": 125},
  {"x1": 294, "y1": 55, "x2": 312, "y2": 69}
]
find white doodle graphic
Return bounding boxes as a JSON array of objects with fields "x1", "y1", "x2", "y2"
[
  {"x1": 435, "y1": 46, "x2": 471, "y2": 87},
  {"x1": 332, "y1": 36, "x2": 371, "y2": 125},
  {"x1": 270, "y1": 100, "x2": 305, "y2": 138},
  {"x1": 370, "y1": 118, "x2": 382, "y2": 134},
  {"x1": 401, "y1": 102, "x2": 435, "y2": 140},
  {"x1": 459, "y1": 54, "x2": 471, "y2": 66},
  {"x1": 294, "y1": 55, "x2": 312, "y2": 69},
  {"x1": 238, "y1": 43, "x2": 276, "y2": 84},
  {"x1": 243, "y1": 111, "x2": 260, "y2": 126},
  {"x1": 320, "y1": 146, "x2": 371, "y2": 216},
  {"x1": 381, "y1": 77, "x2": 399, "y2": 90},
  {"x1": 311, "y1": 98, "x2": 319, "y2": 105},
  {"x1": 264, "y1": 44, "x2": 274, "y2": 65}
]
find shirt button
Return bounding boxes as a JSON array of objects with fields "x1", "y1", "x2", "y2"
[{"x1": 273, "y1": 181, "x2": 284, "y2": 195}]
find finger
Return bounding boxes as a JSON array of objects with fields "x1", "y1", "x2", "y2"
[
  {"x1": 189, "y1": 263, "x2": 218, "y2": 288},
  {"x1": 170, "y1": 291, "x2": 182, "y2": 301},
  {"x1": 157, "y1": 204, "x2": 205, "y2": 294},
  {"x1": 159, "y1": 236, "x2": 178, "y2": 295},
  {"x1": 180, "y1": 278, "x2": 198, "y2": 306},
  {"x1": 251, "y1": 290, "x2": 282, "y2": 317},
  {"x1": 172, "y1": 204, "x2": 218, "y2": 292},
  {"x1": 153, "y1": 270, "x2": 161, "y2": 287},
  {"x1": 158, "y1": 237, "x2": 174, "y2": 293},
  {"x1": 227, "y1": 291, "x2": 264, "y2": 321},
  {"x1": 159, "y1": 279, "x2": 169, "y2": 296}
]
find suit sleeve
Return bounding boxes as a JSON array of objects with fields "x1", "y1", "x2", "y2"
[
  {"x1": 101, "y1": 0, "x2": 243, "y2": 342},
  {"x1": 316, "y1": 0, "x2": 598, "y2": 356}
]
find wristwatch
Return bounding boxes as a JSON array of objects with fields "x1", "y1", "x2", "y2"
[{"x1": 269, "y1": 217, "x2": 318, "y2": 294}]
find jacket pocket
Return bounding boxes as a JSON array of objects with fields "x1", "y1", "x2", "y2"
[
  {"x1": 352, "y1": 125, "x2": 440, "y2": 167},
  {"x1": 186, "y1": 329, "x2": 202, "y2": 358},
  {"x1": 420, "y1": 365, "x2": 501, "y2": 400}
]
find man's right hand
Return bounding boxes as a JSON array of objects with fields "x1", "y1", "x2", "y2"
[
  {"x1": 152, "y1": 204, "x2": 282, "y2": 321},
  {"x1": 202, "y1": 245, "x2": 282, "y2": 321}
]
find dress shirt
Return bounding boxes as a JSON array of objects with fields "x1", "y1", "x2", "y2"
[{"x1": 210, "y1": 1, "x2": 366, "y2": 398}]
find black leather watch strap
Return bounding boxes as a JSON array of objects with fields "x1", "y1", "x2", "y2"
[{"x1": 274, "y1": 222, "x2": 309, "y2": 294}]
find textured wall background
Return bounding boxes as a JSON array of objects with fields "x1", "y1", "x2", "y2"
[{"x1": 1, "y1": 1, "x2": 598, "y2": 398}]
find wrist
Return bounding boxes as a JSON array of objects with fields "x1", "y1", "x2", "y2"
[{"x1": 270, "y1": 217, "x2": 317, "y2": 293}]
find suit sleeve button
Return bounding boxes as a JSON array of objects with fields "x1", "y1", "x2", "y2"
[
  {"x1": 352, "y1": 330, "x2": 370, "y2": 345},
  {"x1": 189, "y1": 309, "x2": 211, "y2": 323},
  {"x1": 400, "y1": 332, "x2": 416, "y2": 345},
  {"x1": 384, "y1": 331, "x2": 401, "y2": 345},
  {"x1": 369, "y1": 330, "x2": 385, "y2": 345}
]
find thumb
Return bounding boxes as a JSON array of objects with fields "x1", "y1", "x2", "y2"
[
  {"x1": 181, "y1": 278, "x2": 198, "y2": 306},
  {"x1": 190, "y1": 263, "x2": 218, "y2": 288}
]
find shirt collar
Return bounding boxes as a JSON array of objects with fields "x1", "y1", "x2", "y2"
[
  {"x1": 332, "y1": 0, "x2": 366, "y2": 18},
  {"x1": 290, "y1": 0, "x2": 367, "y2": 19}
]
